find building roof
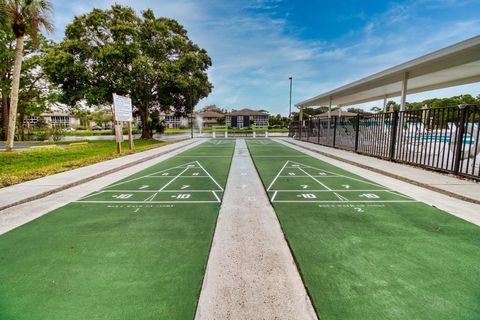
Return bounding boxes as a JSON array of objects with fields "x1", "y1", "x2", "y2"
[
  {"x1": 40, "y1": 112, "x2": 73, "y2": 117},
  {"x1": 226, "y1": 108, "x2": 269, "y2": 116},
  {"x1": 317, "y1": 109, "x2": 357, "y2": 118},
  {"x1": 197, "y1": 111, "x2": 223, "y2": 117},
  {"x1": 296, "y1": 35, "x2": 480, "y2": 108}
]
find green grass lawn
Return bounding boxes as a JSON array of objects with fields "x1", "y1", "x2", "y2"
[
  {"x1": 247, "y1": 139, "x2": 480, "y2": 320},
  {"x1": 0, "y1": 139, "x2": 181, "y2": 188},
  {"x1": 0, "y1": 139, "x2": 235, "y2": 320}
]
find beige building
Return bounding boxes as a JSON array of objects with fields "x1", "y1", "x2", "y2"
[
  {"x1": 28, "y1": 112, "x2": 81, "y2": 127},
  {"x1": 195, "y1": 111, "x2": 223, "y2": 128},
  {"x1": 225, "y1": 109, "x2": 269, "y2": 129}
]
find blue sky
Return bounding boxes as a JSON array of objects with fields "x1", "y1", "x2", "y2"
[{"x1": 49, "y1": 0, "x2": 480, "y2": 115}]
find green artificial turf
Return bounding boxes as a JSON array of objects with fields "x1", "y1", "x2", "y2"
[
  {"x1": 0, "y1": 139, "x2": 235, "y2": 320},
  {"x1": 247, "y1": 139, "x2": 480, "y2": 320}
]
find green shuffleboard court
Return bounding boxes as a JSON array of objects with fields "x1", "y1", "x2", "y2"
[
  {"x1": 246, "y1": 139, "x2": 480, "y2": 320},
  {"x1": 0, "y1": 139, "x2": 235, "y2": 320}
]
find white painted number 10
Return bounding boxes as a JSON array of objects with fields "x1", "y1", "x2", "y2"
[
  {"x1": 175, "y1": 194, "x2": 191, "y2": 199},
  {"x1": 359, "y1": 193, "x2": 379, "y2": 199},
  {"x1": 300, "y1": 193, "x2": 316, "y2": 199},
  {"x1": 113, "y1": 194, "x2": 132, "y2": 199}
]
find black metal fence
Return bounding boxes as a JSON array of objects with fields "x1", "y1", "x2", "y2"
[{"x1": 289, "y1": 105, "x2": 480, "y2": 180}]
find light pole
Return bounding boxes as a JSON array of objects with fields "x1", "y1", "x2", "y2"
[{"x1": 288, "y1": 76, "x2": 293, "y2": 123}]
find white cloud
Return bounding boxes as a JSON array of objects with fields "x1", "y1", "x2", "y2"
[{"x1": 49, "y1": 0, "x2": 480, "y2": 115}]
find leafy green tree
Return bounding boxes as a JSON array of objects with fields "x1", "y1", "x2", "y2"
[
  {"x1": 44, "y1": 5, "x2": 212, "y2": 139},
  {"x1": 347, "y1": 107, "x2": 371, "y2": 115},
  {"x1": 216, "y1": 115, "x2": 225, "y2": 125},
  {"x1": 89, "y1": 109, "x2": 112, "y2": 128},
  {"x1": 70, "y1": 106, "x2": 90, "y2": 128},
  {"x1": 269, "y1": 114, "x2": 288, "y2": 127},
  {"x1": 0, "y1": 0, "x2": 7, "y2": 28},
  {"x1": 201, "y1": 104, "x2": 225, "y2": 114},
  {"x1": 1, "y1": 28, "x2": 56, "y2": 140},
  {"x1": 386, "y1": 100, "x2": 400, "y2": 112},
  {"x1": 4, "y1": 0, "x2": 54, "y2": 150}
]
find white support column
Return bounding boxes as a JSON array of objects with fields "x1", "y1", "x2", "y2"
[
  {"x1": 383, "y1": 96, "x2": 387, "y2": 112},
  {"x1": 328, "y1": 96, "x2": 332, "y2": 118},
  {"x1": 400, "y1": 72, "x2": 408, "y2": 111},
  {"x1": 299, "y1": 107, "x2": 303, "y2": 122}
]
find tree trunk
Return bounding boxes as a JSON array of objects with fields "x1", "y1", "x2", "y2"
[
  {"x1": 141, "y1": 108, "x2": 151, "y2": 139},
  {"x1": 5, "y1": 35, "x2": 25, "y2": 151},
  {"x1": 18, "y1": 111, "x2": 24, "y2": 141},
  {"x1": 1, "y1": 95, "x2": 8, "y2": 141}
]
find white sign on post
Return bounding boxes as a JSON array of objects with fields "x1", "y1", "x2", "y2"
[{"x1": 113, "y1": 94, "x2": 132, "y2": 122}]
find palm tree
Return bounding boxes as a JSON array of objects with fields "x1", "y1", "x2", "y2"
[
  {"x1": 4, "y1": 0, "x2": 53, "y2": 151},
  {"x1": 0, "y1": 1, "x2": 7, "y2": 27}
]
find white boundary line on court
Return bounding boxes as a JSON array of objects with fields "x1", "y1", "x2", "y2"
[
  {"x1": 73, "y1": 200, "x2": 220, "y2": 204},
  {"x1": 196, "y1": 161, "x2": 224, "y2": 191},
  {"x1": 288, "y1": 160, "x2": 386, "y2": 188},
  {"x1": 212, "y1": 191, "x2": 221, "y2": 202},
  {"x1": 266, "y1": 160, "x2": 416, "y2": 204},
  {"x1": 158, "y1": 167, "x2": 190, "y2": 191},
  {"x1": 277, "y1": 175, "x2": 338, "y2": 178},
  {"x1": 100, "y1": 190, "x2": 223, "y2": 193},
  {"x1": 272, "y1": 200, "x2": 419, "y2": 203},
  {"x1": 77, "y1": 160, "x2": 225, "y2": 204},
  {"x1": 106, "y1": 161, "x2": 197, "y2": 189},
  {"x1": 267, "y1": 161, "x2": 289, "y2": 191},
  {"x1": 271, "y1": 191, "x2": 278, "y2": 201},
  {"x1": 269, "y1": 190, "x2": 400, "y2": 192}
]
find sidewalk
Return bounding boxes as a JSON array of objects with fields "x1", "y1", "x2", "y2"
[
  {"x1": 281, "y1": 138, "x2": 480, "y2": 204},
  {"x1": 0, "y1": 139, "x2": 200, "y2": 211},
  {"x1": 195, "y1": 139, "x2": 317, "y2": 320}
]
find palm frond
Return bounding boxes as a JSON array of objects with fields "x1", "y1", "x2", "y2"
[
  {"x1": 4, "y1": 0, "x2": 54, "y2": 38},
  {"x1": 0, "y1": 0, "x2": 9, "y2": 28}
]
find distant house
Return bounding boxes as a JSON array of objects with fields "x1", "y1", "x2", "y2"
[
  {"x1": 195, "y1": 111, "x2": 223, "y2": 128},
  {"x1": 28, "y1": 112, "x2": 81, "y2": 128},
  {"x1": 225, "y1": 108, "x2": 269, "y2": 129},
  {"x1": 159, "y1": 112, "x2": 190, "y2": 129}
]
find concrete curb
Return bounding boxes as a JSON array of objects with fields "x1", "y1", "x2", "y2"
[
  {"x1": 281, "y1": 138, "x2": 480, "y2": 205},
  {"x1": 0, "y1": 140, "x2": 196, "y2": 212}
]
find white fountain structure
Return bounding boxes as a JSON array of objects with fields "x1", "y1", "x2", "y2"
[{"x1": 195, "y1": 115, "x2": 204, "y2": 135}]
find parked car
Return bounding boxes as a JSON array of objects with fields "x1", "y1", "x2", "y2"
[{"x1": 92, "y1": 126, "x2": 104, "y2": 131}]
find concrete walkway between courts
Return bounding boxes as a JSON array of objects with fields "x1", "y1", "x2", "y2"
[
  {"x1": 195, "y1": 139, "x2": 317, "y2": 320},
  {"x1": 277, "y1": 138, "x2": 480, "y2": 226},
  {"x1": 0, "y1": 139, "x2": 203, "y2": 235}
]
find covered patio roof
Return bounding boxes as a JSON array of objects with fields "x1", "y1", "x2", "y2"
[{"x1": 296, "y1": 36, "x2": 480, "y2": 110}]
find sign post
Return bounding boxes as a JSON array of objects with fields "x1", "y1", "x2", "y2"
[{"x1": 113, "y1": 93, "x2": 134, "y2": 153}]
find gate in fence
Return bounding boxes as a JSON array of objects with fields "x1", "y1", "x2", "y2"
[{"x1": 289, "y1": 105, "x2": 480, "y2": 180}]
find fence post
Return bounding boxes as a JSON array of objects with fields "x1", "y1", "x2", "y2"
[
  {"x1": 317, "y1": 119, "x2": 320, "y2": 144},
  {"x1": 332, "y1": 116, "x2": 337, "y2": 147},
  {"x1": 389, "y1": 110, "x2": 399, "y2": 160},
  {"x1": 307, "y1": 119, "x2": 311, "y2": 140},
  {"x1": 354, "y1": 115, "x2": 360, "y2": 152},
  {"x1": 299, "y1": 120, "x2": 302, "y2": 140},
  {"x1": 453, "y1": 106, "x2": 467, "y2": 175}
]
